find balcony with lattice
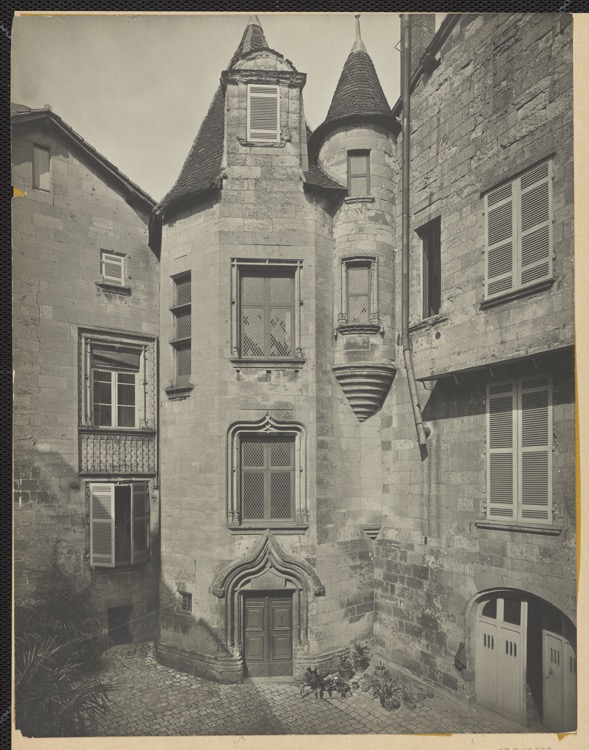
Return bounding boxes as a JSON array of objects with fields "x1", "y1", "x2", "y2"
[{"x1": 79, "y1": 429, "x2": 157, "y2": 475}]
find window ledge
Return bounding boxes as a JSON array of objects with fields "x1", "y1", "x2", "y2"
[
  {"x1": 228, "y1": 524, "x2": 309, "y2": 535},
  {"x1": 95, "y1": 281, "x2": 131, "y2": 295},
  {"x1": 480, "y1": 279, "x2": 554, "y2": 309},
  {"x1": 79, "y1": 426, "x2": 156, "y2": 435},
  {"x1": 230, "y1": 357, "x2": 306, "y2": 370},
  {"x1": 475, "y1": 521, "x2": 562, "y2": 536},
  {"x1": 238, "y1": 138, "x2": 286, "y2": 148},
  {"x1": 336, "y1": 322, "x2": 383, "y2": 336},
  {"x1": 165, "y1": 384, "x2": 194, "y2": 399},
  {"x1": 409, "y1": 314, "x2": 449, "y2": 332},
  {"x1": 344, "y1": 196, "x2": 375, "y2": 204}
]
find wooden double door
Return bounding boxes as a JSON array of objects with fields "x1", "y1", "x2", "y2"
[{"x1": 243, "y1": 592, "x2": 293, "y2": 677}]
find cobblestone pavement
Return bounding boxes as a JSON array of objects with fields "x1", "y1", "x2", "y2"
[{"x1": 92, "y1": 643, "x2": 534, "y2": 736}]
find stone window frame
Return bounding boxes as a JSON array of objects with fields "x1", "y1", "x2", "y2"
[
  {"x1": 227, "y1": 414, "x2": 308, "y2": 531},
  {"x1": 169, "y1": 271, "x2": 192, "y2": 392},
  {"x1": 230, "y1": 258, "x2": 305, "y2": 368},
  {"x1": 79, "y1": 328, "x2": 156, "y2": 431},
  {"x1": 417, "y1": 216, "x2": 442, "y2": 320},
  {"x1": 347, "y1": 150, "x2": 371, "y2": 198},
  {"x1": 336, "y1": 255, "x2": 382, "y2": 335},
  {"x1": 96, "y1": 249, "x2": 132, "y2": 295}
]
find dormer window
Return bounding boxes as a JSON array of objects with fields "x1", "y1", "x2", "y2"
[{"x1": 247, "y1": 84, "x2": 280, "y2": 142}]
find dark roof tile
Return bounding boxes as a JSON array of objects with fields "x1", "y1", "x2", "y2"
[{"x1": 158, "y1": 16, "x2": 269, "y2": 215}]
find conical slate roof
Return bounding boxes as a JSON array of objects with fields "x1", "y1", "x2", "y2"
[
  {"x1": 308, "y1": 17, "x2": 399, "y2": 156},
  {"x1": 158, "y1": 16, "x2": 268, "y2": 214},
  {"x1": 228, "y1": 15, "x2": 268, "y2": 66},
  {"x1": 325, "y1": 19, "x2": 391, "y2": 122}
]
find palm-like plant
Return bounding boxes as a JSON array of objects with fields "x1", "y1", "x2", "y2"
[
  {"x1": 15, "y1": 631, "x2": 113, "y2": 736},
  {"x1": 15, "y1": 560, "x2": 114, "y2": 736}
]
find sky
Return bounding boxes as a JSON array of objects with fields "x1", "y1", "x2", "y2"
[{"x1": 10, "y1": 12, "x2": 430, "y2": 202}]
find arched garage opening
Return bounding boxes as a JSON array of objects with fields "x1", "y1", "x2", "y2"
[{"x1": 471, "y1": 589, "x2": 576, "y2": 731}]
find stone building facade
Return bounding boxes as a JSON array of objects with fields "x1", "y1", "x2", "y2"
[
  {"x1": 12, "y1": 12, "x2": 575, "y2": 732},
  {"x1": 12, "y1": 105, "x2": 161, "y2": 642}
]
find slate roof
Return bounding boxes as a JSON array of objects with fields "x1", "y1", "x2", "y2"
[
  {"x1": 308, "y1": 24, "x2": 400, "y2": 156},
  {"x1": 158, "y1": 16, "x2": 345, "y2": 216},
  {"x1": 11, "y1": 105, "x2": 156, "y2": 211},
  {"x1": 158, "y1": 16, "x2": 269, "y2": 215},
  {"x1": 157, "y1": 85, "x2": 226, "y2": 213},
  {"x1": 325, "y1": 47, "x2": 391, "y2": 123}
]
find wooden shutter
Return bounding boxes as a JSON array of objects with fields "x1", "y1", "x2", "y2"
[
  {"x1": 485, "y1": 183, "x2": 514, "y2": 298},
  {"x1": 90, "y1": 484, "x2": 115, "y2": 567},
  {"x1": 487, "y1": 381, "x2": 517, "y2": 520},
  {"x1": 519, "y1": 161, "x2": 552, "y2": 288},
  {"x1": 248, "y1": 85, "x2": 279, "y2": 141},
  {"x1": 518, "y1": 375, "x2": 552, "y2": 524},
  {"x1": 131, "y1": 483, "x2": 149, "y2": 564},
  {"x1": 33, "y1": 145, "x2": 50, "y2": 190}
]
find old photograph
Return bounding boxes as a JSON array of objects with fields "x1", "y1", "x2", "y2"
[{"x1": 11, "y1": 11, "x2": 578, "y2": 739}]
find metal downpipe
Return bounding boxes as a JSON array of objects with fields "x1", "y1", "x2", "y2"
[{"x1": 400, "y1": 14, "x2": 428, "y2": 447}]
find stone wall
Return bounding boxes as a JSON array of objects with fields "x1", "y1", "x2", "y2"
[
  {"x1": 374, "y1": 13, "x2": 575, "y2": 701},
  {"x1": 12, "y1": 121, "x2": 160, "y2": 639}
]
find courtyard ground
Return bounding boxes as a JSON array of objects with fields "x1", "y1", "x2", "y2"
[{"x1": 89, "y1": 643, "x2": 547, "y2": 737}]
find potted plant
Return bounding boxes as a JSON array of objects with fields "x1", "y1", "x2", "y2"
[
  {"x1": 374, "y1": 661, "x2": 388, "y2": 680},
  {"x1": 337, "y1": 652, "x2": 354, "y2": 681},
  {"x1": 300, "y1": 667, "x2": 352, "y2": 699},
  {"x1": 352, "y1": 642, "x2": 370, "y2": 672}
]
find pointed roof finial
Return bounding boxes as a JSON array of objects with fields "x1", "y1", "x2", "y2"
[
  {"x1": 352, "y1": 14, "x2": 366, "y2": 52},
  {"x1": 247, "y1": 14, "x2": 262, "y2": 28}
]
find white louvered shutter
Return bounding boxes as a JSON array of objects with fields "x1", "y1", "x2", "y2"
[
  {"x1": 90, "y1": 484, "x2": 115, "y2": 567},
  {"x1": 518, "y1": 162, "x2": 552, "y2": 288},
  {"x1": 487, "y1": 381, "x2": 517, "y2": 520},
  {"x1": 485, "y1": 183, "x2": 514, "y2": 298},
  {"x1": 248, "y1": 85, "x2": 279, "y2": 142},
  {"x1": 518, "y1": 375, "x2": 552, "y2": 524},
  {"x1": 132, "y1": 483, "x2": 148, "y2": 564}
]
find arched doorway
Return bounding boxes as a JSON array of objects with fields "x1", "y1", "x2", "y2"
[
  {"x1": 210, "y1": 531, "x2": 325, "y2": 680},
  {"x1": 474, "y1": 591, "x2": 576, "y2": 731}
]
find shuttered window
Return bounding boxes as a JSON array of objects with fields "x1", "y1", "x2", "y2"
[
  {"x1": 241, "y1": 437, "x2": 295, "y2": 521},
  {"x1": 89, "y1": 483, "x2": 149, "y2": 567},
  {"x1": 33, "y1": 144, "x2": 51, "y2": 191},
  {"x1": 484, "y1": 161, "x2": 552, "y2": 300},
  {"x1": 101, "y1": 251, "x2": 125, "y2": 286},
  {"x1": 487, "y1": 375, "x2": 552, "y2": 524},
  {"x1": 247, "y1": 85, "x2": 280, "y2": 142}
]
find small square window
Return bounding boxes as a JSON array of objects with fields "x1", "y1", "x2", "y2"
[
  {"x1": 347, "y1": 151, "x2": 370, "y2": 197},
  {"x1": 33, "y1": 144, "x2": 51, "y2": 191},
  {"x1": 101, "y1": 251, "x2": 125, "y2": 287},
  {"x1": 179, "y1": 592, "x2": 192, "y2": 612}
]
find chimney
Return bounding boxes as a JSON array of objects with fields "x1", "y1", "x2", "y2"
[
  {"x1": 411, "y1": 15, "x2": 435, "y2": 72},
  {"x1": 401, "y1": 14, "x2": 436, "y2": 83}
]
